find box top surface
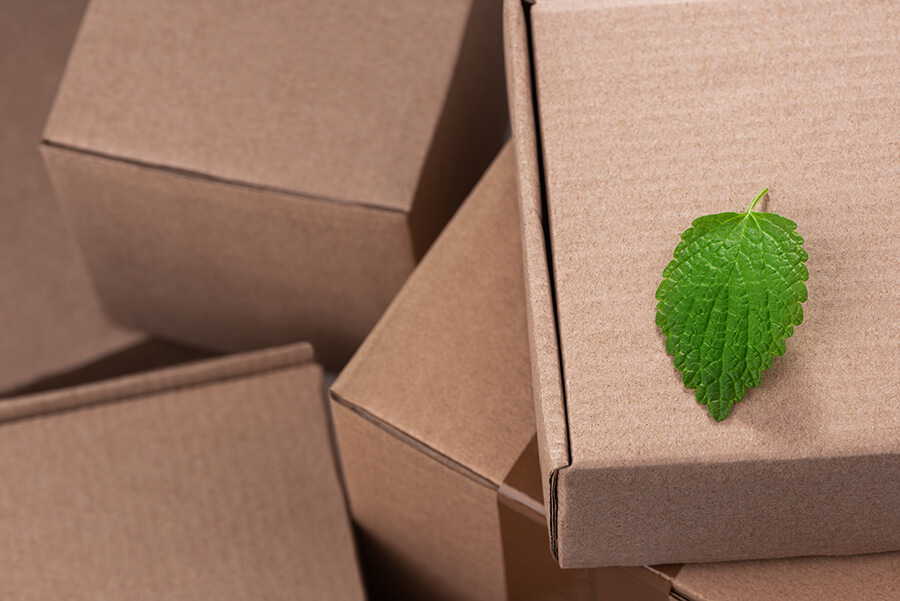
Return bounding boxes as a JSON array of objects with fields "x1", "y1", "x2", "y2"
[
  {"x1": 529, "y1": 0, "x2": 900, "y2": 469},
  {"x1": 675, "y1": 552, "x2": 900, "y2": 601},
  {"x1": 332, "y1": 145, "x2": 538, "y2": 486},
  {"x1": 44, "y1": 0, "x2": 473, "y2": 213},
  {"x1": 0, "y1": 343, "x2": 366, "y2": 600}
]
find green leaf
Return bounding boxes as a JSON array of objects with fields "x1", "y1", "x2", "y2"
[{"x1": 655, "y1": 189, "x2": 809, "y2": 421}]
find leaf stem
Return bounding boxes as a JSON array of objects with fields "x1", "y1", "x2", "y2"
[{"x1": 747, "y1": 187, "x2": 769, "y2": 213}]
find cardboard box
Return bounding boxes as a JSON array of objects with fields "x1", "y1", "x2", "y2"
[
  {"x1": 0, "y1": 0, "x2": 139, "y2": 392},
  {"x1": 331, "y1": 145, "x2": 599, "y2": 601},
  {"x1": 329, "y1": 141, "x2": 900, "y2": 601},
  {"x1": 41, "y1": 0, "x2": 508, "y2": 369},
  {"x1": 0, "y1": 342, "x2": 367, "y2": 600},
  {"x1": 505, "y1": 0, "x2": 900, "y2": 567}
]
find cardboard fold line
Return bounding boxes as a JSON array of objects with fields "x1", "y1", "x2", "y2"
[
  {"x1": 503, "y1": 0, "x2": 571, "y2": 553},
  {"x1": 0, "y1": 342, "x2": 314, "y2": 424},
  {"x1": 0, "y1": 339, "x2": 366, "y2": 600},
  {"x1": 40, "y1": 140, "x2": 407, "y2": 215},
  {"x1": 41, "y1": 0, "x2": 508, "y2": 369},
  {"x1": 331, "y1": 390, "x2": 498, "y2": 491}
]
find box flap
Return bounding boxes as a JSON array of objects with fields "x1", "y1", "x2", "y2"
[
  {"x1": 503, "y1": 0, "x2": 572, "y2": 506},
  {"x1": 0, "y1": 342, "x2": 366, "y2": 600},
  {"x1": 525, "y1": 0, "x2": 900, "y2": 564},
  {"x1": 531, "y1": 0, "x2": 900, "y2": 468},
  {"x1": 503, "y1": 0, "x2": 573, "y2": 557},
  {"x1": 0, "y1": 0, "x2": 139, "y2": 393},
  {"x1": 2, "y1": 340, "x2": 213, "y2": 398},
  {"x1": 674, "y1": 553, "x2": 900, "y2": 601},
  {"x1": 0, "y1": 343, "x2": 313, "y2": 423},
  {"x1": 44, "y1": 0, "x2": 476, "y2": 212},
  {"x1": 332, "y1": 145, "x2": 536, "y2": 487}
]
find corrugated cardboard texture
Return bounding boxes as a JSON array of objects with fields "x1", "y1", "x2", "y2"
[
  {"x1": 45, "y1": 0, "x2": 484, "y2": 213},
  {"x1": 0, "y1": 343, "x2": 366, "y2": 601},
  {"x1": 0, "y1": 0, "x2": 138, "y2": 392},
  {"x1": 42, "y1": 145, "x2": 415, "y2": 369},
  {"x1": 674, "y1": 553, "x2": 900, "y2": 601},
  {"x1": 513, "y1": 0, "x2": 900, "y2": 566},
  {"x1": 503, "y1": 0, "x2": 571, "y2": 520},
  {"x1": 333, "y1": 146, "x2": 535, "y2": 485}
]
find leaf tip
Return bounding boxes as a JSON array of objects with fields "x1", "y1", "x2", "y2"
[{"x1": 707, "y1": 399, "x2": 734, "y2": 422}]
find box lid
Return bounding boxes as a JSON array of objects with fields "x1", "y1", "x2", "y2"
[
  {"x1": 532, "y1": 0, "x2": 900, "y2": 475},
  {"x1": 674, "y1": 553, "x2": 900, "y2": 601},
  {"x1": 44, "y1": 0, "x2": 477, "y2": 212},
  {"x1": 0, "y1": 342, "x2": 366, "y2": 601},
  {"x1": 0, "y1": 0, "x2": 139, "y2": 393},
  {"x1": 508, "y1": 0, "x2": 900, "y2": 566},
  {"x1": 332, "y1": 144, "x2": 537, "y2": 488}
]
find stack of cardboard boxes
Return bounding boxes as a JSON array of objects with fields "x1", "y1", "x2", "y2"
[
  {"x1": 331, "y1": 145, "x2": 900, "y2": 601},
  {"x1": 2, "y1": 0, "x2": 897, "y2": 598}
]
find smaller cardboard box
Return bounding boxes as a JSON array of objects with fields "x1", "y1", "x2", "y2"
[
  {"x1": 506, "y1": 0, "x2": 900, "y2": 567},
  {"x1": 0, "y1": 342, "x2": 366, "y2": 601},
  {"x1": 0, "y1": 0, "x2": 138, "y2": 392},
  {"x1": 331, "y1": 145, "x2": 598, "y2": 601},
  {"x1": 41, "y1": 0, "x2": 508, "y2": 369}
]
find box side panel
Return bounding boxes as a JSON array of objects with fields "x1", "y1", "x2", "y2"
[
  {"x1": 559, "y1": 455, "x2": 900, "y2": 567},
  {"x1": 0, "y1": 343, "x2": 313, "y2": 422},
  {"x1": 593, "y1": 568, "x2": 674, "y2": 601},
  {"x1": 0, "y1": 361, "x2": 365, "y2": 601},
  {"x1": 674, "y1": 552, "x2": 900, "y2": 601},
  {"x1": 407, "y1": 0, "x2": 508, "y2": 260},
  {"x1": 333, "y1": 145, "x2": 536, "y2": 488},
  {"x1": 1, "y1": 340, "x2": 213, "y2": 398},
  {"x1": 42, "y1": 145, "x2": 416, "y2": 369},
  {"x1": 499, "y1": 437, "x2": 675, "y2": 601},
  {"x1": 43, "y1": 0, "x2": 473, "y2": 212},
  {"x1": 503, "y1": 0, "x2": 571, "y2": 546},
  {"x1": 498, "y1": 439, "x2": 592, "y2": 601},
  {"x1": 0, "y1": 0, "x2": 140, "y2": 393},
  {"x1": 332, "y1": 402, "x2": 507, "y2": 601},
  {"x1": 499, "y1": 499, "x2": 594, "y2": 601}
]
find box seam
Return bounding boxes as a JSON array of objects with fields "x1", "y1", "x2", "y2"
[
  {"x1": 522, "y1": 0, "x2": 573, "y2": 560},
  {"x1": 330, "y1": 390, "x2": 499, "y2": 491},
  {"x1": 0, "y1": 345, "x2": 316, "y2": 425},
  {"x1": 41, "y1": 140, "x2": 408, "y2": 215}
]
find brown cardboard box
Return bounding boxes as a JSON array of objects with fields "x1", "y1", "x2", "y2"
[
  {"x1": 505, "y1": 0, "x2": 900, "y2": 567},
  {"x1": 331, "y1": 145, "x2": 597, "y2": 601},
  {"x1": 0, "y1": 0, "x2": 139, "y2": 392},
  {"x1": 329, "y1": 141, "x2": 900, "y2": 601},
  {"x1": 0, "y1": 342, "x2": 367, "y2": 600},
  {"x1": 41, "y1": 0, "x2": 508, "y2": 370}
]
